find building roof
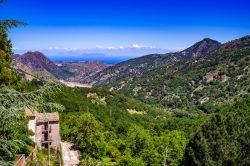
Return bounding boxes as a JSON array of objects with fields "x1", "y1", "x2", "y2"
[
  {"x1": 36, "y1": 112, "x2": 59, "y2": 123},
  {"x1": 25, "y1": 108, "x2": 59, "y2": 123}
]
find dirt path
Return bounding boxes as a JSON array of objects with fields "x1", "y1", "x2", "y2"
[
  {"x1": 61, "y1": 141, "x2": 80, "y2": 166},
  {"x1": 59, "y1": 80, "x2": 92, "y2": 88}
]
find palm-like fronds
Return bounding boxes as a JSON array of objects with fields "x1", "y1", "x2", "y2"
[{"x1": 0, "y1": 20, "x2": 27, "y2": 30}]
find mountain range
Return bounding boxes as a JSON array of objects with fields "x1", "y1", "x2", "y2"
[
  {"x1": 94, "y1": 36, "x2": 250, "y2": 111},
  {"x1": 12, "y1": 36, "x2": 250, "y2": 111},
  {"x1": 12, "y1": 51, "x2": 111, "y2": 82},
  {"x1": 14, "y1": 45, "x2": 175, "y2": 63},
  {"x1": 82, "y1": 38, "x2": 221, "y2": 86}
]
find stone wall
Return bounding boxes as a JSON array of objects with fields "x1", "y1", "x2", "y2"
[
  {"x1": 50, "y1": 122, "x2": 61, "y2": 148},
  {"x1": 35, "y1": 122, "x2": 61, "y2": 149}
]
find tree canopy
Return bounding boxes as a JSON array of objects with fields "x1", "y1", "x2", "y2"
[{"x1": 182, "y1": 98, "x2": 250, "y2": 166}]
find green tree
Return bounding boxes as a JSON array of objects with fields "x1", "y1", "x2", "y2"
[
  {"x1": 126, "y1": 126, "x2": 151, "y2": 157},
  {"x1": 61, "y1": 112, "x2": 106, "y2": 159},
  {"x1": 0, "y1": 26, "x2": 20, "y2": 85},
  {"x1": 124, "y1": 125, "x2": 163, "y2": 165},
  {"x1": 182, "y1": 111, "x2": 250, "y2": 166},
  {"x1": 156, "y1": 130, "x2": 187, "y2": 166},
  {"x1": 0, "y1": 0, "x2": 26, "y2": 85},
  {"x1": 118, "y1": 154, "x2": 145, "y2": 166}
]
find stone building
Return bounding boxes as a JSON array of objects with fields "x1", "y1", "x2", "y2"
[{"x1": 25, "y1": 108, "x2": 61, "y2": 149}]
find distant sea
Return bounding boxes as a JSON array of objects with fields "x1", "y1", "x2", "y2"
[{"x1": 48, "y1": 56, "x2": 133, "y2": 64}]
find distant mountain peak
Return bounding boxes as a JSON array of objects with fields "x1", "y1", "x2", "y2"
[
  {"x1": 201, "y1": 38, "x2": 218, "y2": 42},
  {"x1": 12, "y1": 51, "x2": 111, "y2": 82},
  {"x1": 180, "y1": 38, "x2": 221, "y2": 59},
  {"x1": 15, "y1": 51, "x2": 56, "y2": 70},
  {"x1": 22, "y1": 51, "x2": 50, "y2": 60}
]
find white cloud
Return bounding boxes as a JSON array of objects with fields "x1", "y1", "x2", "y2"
[
  {"x1": 13, "y1": 45, "x2": 181, "y2": 58},
  {"x1": 132, "y1": 44, "x2": 142, "y2": 48},
  {"x1": 93, "y1": 44, "x2": 156, "y2": 50},
  {"x1": 131, "y1": 44, "x2": 155, "y2": 49},
  {"x1": 12, "y1": 47, "x2": 19, "y2": 50},
  {"x1": 43, "y1": 44, "x2": 160, "y2": 51}
]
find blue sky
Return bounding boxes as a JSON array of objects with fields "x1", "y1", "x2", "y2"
[{"x1": 1, "y1": 0, "x2": 250, "y2": 57}]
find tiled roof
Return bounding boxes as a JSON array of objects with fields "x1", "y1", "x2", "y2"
[
  {"x1": 25, "y1": 108, "x2": 59, "y2": 122},
  {"x1": 36, "y1": 112, "x2": 59, "y2": 123}
]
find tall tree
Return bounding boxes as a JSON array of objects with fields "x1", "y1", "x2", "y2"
[
  {"x1": 182, "y1": 110, "x2": 250, "y2": 166},
  {"x1": 61, "y1": 113, "x2": 106, "y2": 159},
  {"x1": 0, "y1": 27, "x2": 19, "y2": 85},
  {"x1": 0, "y1": 0, "x2": 26, "y2": 85}
]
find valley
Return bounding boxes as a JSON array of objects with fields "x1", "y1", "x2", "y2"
[
  {"x1": 1, "y1": 2, "x2": 249, "y2": 164},
  {"x1": 12, "y1": 36, "x2": 250, "y2": 113}
]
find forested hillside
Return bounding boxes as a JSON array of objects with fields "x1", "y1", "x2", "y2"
[
  {"x1": 182, "y1": 96, "x2": 250, "y2": 165},
  {"x1": 49, "y1": 85, "x2": 206, "y2": 165},
  {"x1": 83, "y1": 38, "x2": 221, "y2": 86},
  {"x1": 42, "y1": 83, "x2": 249, "y2": 165},
  {"x1": 111, "y1": 36, "x2": 250, "y2": 111}
]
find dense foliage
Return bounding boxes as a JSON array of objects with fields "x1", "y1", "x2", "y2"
[
  {"x1": 5, "y1": 79, "x2": 249, "y2": 165},
  {"x1": 112, "y1": 36, "x2": 250, "y2": 111},
  {"x1": 182, "y1": 97, "x2": 250, "y2": 165},
  {"x1": 0, "y1": 81, "x2": 64, "y2": 165},
  {"x1": 50, "y1": 86, "x2": 205, "y2": 165},
  {"x1": 0, "y1": 10, "x2": 33, "y2": 165},
  {"x1": 0, "y1": 27, "x2": 19, "y2": 85},
  {"x1": 48, "y1": 85, "x2": 250, "y2": 165},
  {"x1": 0, "y1": 3, "x2": 26, "y2": 85}
]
